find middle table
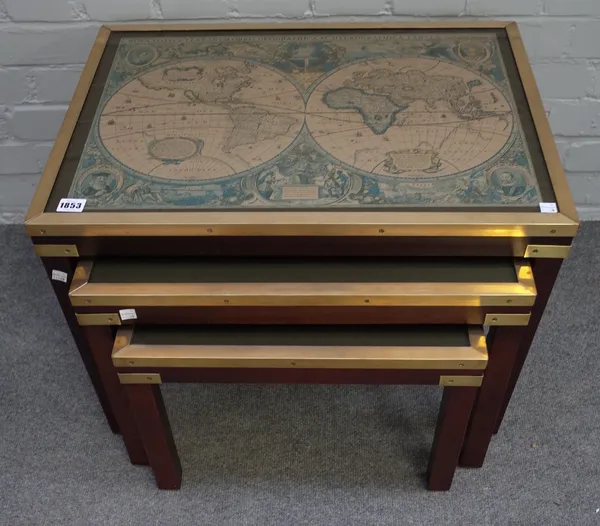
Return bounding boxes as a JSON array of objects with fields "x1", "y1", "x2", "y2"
[{"x1": 69, "y1": 255, "x2": 534, "y2": 473}]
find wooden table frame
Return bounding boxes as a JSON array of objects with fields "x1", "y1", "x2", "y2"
[
  {"x1": 26, "y1": 21, "x2": 577, "y2": 472},
  {"x1": 110, "y1": 324, "x2": 488, "y2": 490}
]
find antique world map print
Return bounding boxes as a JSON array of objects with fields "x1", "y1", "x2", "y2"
[{"x1": 68, "y1": 32, "x2": 543, "y2": 209}]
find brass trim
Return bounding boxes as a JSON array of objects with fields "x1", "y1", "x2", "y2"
[
  {"x1": 514, "y1": 259, "x2": 536, "y2": 293},
  {"x1": 112, "y1": 326, "x2": 488, "y2": 370},
  {"x1": 439, "y1": 375, "x2": 484, "y2": 387},
  {"x1": 76, "y1": 313, "x2": 122, "y2": 326},
  {"x1": 506, "y1": 23, "x2": 579, "y2": 224},
  {"x1": 105, "y1": 21, "x2": 514, "y2": 32},
  {"x1": 112, "y1": 326, "x2": 134, "y2": 355},
  {"x1": 524, "y1": 245, "x2": 571, "y2": 259},
  {"x1": 25, "y1": 27, "x2": 111, "y2": 222},
  {"x1": 70, "y1": 280, "x2": 537, "y2": 307},
  {"x1": 34, "y1": 244, "x2": 79, "y2": 257},
  {"x1": 468, "y1": 327, "x2": 488, "y2": 355},
  {"x1": 485, "y1": 313, "x2": 531, "y2": 326},
  {"x1": 70, "y1": 260, "x2": 93, "y2": 294},
  {"x1": 118, "y1": 373, "x2": 162, "y2": 385},
  {"x1": 26, "y1": 211, "x2": 578, "y2": 238}
]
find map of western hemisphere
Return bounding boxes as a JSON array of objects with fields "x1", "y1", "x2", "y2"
[{"x1": 68, "y1": 32, "x2": 543, "y2": 209}]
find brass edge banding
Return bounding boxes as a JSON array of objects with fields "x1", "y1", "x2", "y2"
[
  {"x1": 69, "y1": 260, "x2": 93, "y2": 294},
  {"x1": 76, "y1": 313, "x2": 122, "y2": 326},
  {"x1": 112, "y1": 326, "x2": 134, "y2": 356},
  {"x1": 467, "y1": 327, "x2": 488, "y2": 358},
  {"x1": 69, "y1": 282, "x2": 537, "y2": 308},
  {"x1": 26, "y1": 211, "x2": 579, "y2": 238},
  {"x1": 485, "y1": 313, "x2": 531, "y2": 326},
  {"x1": 34, "y1": 244, "x2": 79, "y2": 257},
  {"x1": 439, "y1": 375, "x2": 484, "y2": 387},
  {"x1": 524, "y1": 245, "x2": 571, "y2": 259},
  {"x1": 112, "y1": 344, "x2": 488, "y2": 370},
  {"x1": 118, "y1": 373, "x2": 162, "y2": 385},
  {"x1": 514, "y1": 259, "x2": 536, "y2": 294}
]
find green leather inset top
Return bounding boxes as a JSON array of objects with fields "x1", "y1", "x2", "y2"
[
  {"x1": 131, "y1": 324, "x2": 473, "y2": 348},
  {"x1": 90, "y1": 257, "x2": 517, "y2": 284}
]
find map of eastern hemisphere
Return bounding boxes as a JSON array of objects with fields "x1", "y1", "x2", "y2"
[
  {"x1": 67, "y1": 32, "x2": 543, "y2": 209},
  {"x1": 307, "y1": 57, "x2": 513, "y2": 178}
]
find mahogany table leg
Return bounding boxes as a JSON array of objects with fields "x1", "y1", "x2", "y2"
[
  {"x1": 493, "y1": 258, "x2": 563, "y2": 434},
  {"x1": 427, "y1": 385, "x2": 478, "y2": 491},
  {"x1": 41, "y1": 256, "x2": 119, "y2": 434},
  {"x1": 459, "y1": 325, "x2": 526, "y2": 467},
  {"x1": 123, "y1": 383, "x2": 182, "y2": 490},
  {"x1": 83, "y1": 325, "x2": 148, "y2": 465}
]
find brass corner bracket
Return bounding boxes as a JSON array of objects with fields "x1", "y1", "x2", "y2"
[
  {"x1": 34, "y1": 244, "x2": 79, "y2": 257},
  {"x1": 118, "y1": 373, "x2": 162, "y2": 385},
  {"x1": 484, "y1": 313, "x2": 531, "y2": 326},
  {"x1": 525, "y1": 245, "x2": 571, "y2": 259},
  {"x1": 76, "y1": 313, "x2": 122, "y2": 326},
  {"x1": 439, "y1": 375, "x2": 483, "y2": 387}
]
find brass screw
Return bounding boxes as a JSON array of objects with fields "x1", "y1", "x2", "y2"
[
  {"x1": 550, "y1": 229, "x2": 556, "y2": 234},
  {"x1": 207, "y1": 228, "x2": 213, "y2": 233},
  {"x1": 532, "y1": 249, "x2": 539, "y2": 254},
  {"x1": 86, "y1": 300, "x2": 92, "y2": 304},
  {"x1": 364, "y1": 299, "x2": 370, "y2": 304},
  {"x1": 290, "y1": 362, "x2": 296, "y2": 367},
  {"x1": 146, "y1": 377, "x2": 153, "y2": 381},
  {"x1": 40, "y1": 229, "x2": 46, "y2": 234},
  {"x1": 129, "y1": 361, "x2": 135, "y2": 365},
  {"x1": 224, "y1": 299, "x2": 230, "y2": 304},
  {"x1": 507, "y1": 299, "x2": 513, "y2": 304},
  {"x1": 459, "y1": 364, "x2": 464, "y2": 367},
  {"x1": 65, "y1": 249, "x2": 71, "y2": 254},
  {"x1": 491, "y1": 317, "x2": 498, "y2": 323},
  {"x1": 378, "y1": 229, "x2": 385, "y2": 234},
  {"x1": 448, "y1": 379, "x2": 454, "y2": 384},
  {"x1": 108, "y1": 317, "x2": 114, "y2": 322}
]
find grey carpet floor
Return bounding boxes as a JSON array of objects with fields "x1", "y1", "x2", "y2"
[{"x1": 1, "y1": 224, "x2": 599, "y2": 526}]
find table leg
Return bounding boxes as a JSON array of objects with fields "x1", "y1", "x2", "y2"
[
  {"x1": 123, "y1": 383, "x2": 182, "y2": 490},
  {"x1": 41, "y1": 256, "x2": 119, "y2": 433},
  {"x1": 83, "y1": 325, "x2": 148, "y2": 465},
  {"x1": 427, "y1": 385, "x2": 478, "y2": 490},
  {"x1": 493, "y1": 258, "x2": 563, "y2": 434},
  {"x1": 459, "y1": 325, "x2": 526, "y2": 467}
]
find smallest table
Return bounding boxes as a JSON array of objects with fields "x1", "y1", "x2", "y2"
[{"x1": 112, "y1": 324, "x2": 488, "y2": 490}]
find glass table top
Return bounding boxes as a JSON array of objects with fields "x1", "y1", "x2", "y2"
[{"x1": 45, "y1": 27, "x2": 556, "y2": 213}]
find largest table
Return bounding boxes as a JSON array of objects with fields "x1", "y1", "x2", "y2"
[{"x1": 26, "y1": 21, "x2": 577, "y2": 443}]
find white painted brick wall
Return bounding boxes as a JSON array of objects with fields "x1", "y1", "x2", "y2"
[
  {"x1": 2, "y1": 0, "x2": 74, "y2": 22},
  {"x1": 546, "y1": 99, "x2": 600, "y2": 137},
  {"x1": 532, "y1": 62, "x2": 595, "y2": 99},
  {"x1": 0, "y1": 142, "x2": 52, "y2": 174},
  {"x1": 1, "y1": 0, "x2": 600, "y2": 222},
  {"x1": 160, "y1": 0, "x2": 228, "y2": 19},
  {"x1": 545, "y1": 0, "x2": 600, "y2": 16},
  {"x1": 562, "y1": 142, "x2": 600, "y2": 173},
  {"x1": 467, "y1": 0, "x2": 542, "y2": 16},
  {"x1": 12, "y1": 105, "x2": 67, "y2": 140},
  {"x1": 391, "y1": 0, "x2": 464, "y2": 17},
  {"x1": 84, "y1": 0, "x2": 153, "y2": 21},
  {"x1": 319, "y1": 0, "x2": 388, "y2": 16}
]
